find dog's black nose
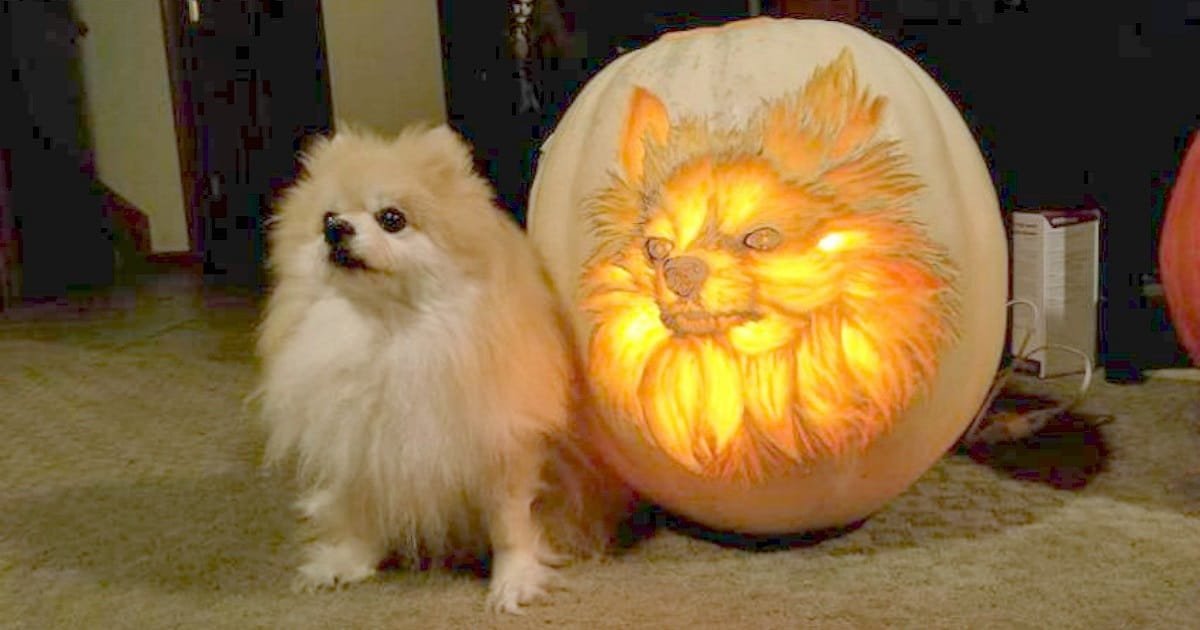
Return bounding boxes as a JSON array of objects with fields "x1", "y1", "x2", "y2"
[{"x1": 323, "y1": 212, "x2": 355, "y2": 245}]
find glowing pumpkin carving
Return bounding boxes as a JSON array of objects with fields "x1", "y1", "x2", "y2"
[{"x1": 528, "y1": 18, "x2": 1007, "y2": 534}]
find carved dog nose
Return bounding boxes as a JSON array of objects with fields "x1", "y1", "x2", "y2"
[
  {"x1": 323, "y1": 212, "x2": 355, "y2": 245},
  {"x1": 663, "y1": 255, "x2": 708, "y2": 298}
]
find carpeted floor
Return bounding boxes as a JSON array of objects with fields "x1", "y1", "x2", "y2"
[{"x1": 1, "y1": 273, "x2": 1198, "y2": 629}]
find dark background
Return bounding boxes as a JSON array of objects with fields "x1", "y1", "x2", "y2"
[
  {"x1": 438, "y1": 0, "x2": 1200, "y2": 381},
  {"x1": 0, "y1": 0, "x2": 1196, "y2": 381}
]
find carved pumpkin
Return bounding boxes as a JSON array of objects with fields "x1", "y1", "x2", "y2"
[
  {"x1": 1160, "y1": 130, "x2": 1200, "y2": 364},
  {"x1": 528, "y1": 18, "x2": 1007, "y2": 534}
]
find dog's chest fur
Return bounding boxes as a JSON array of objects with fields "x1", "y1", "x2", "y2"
[{"x1": 269, "y1": 285, "x2": 501, "y2": 551}]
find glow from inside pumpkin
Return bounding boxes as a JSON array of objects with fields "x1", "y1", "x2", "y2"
[
  {"x1": 727, "y1": 315, "x2": 792, "y2": 355},
  {"x1": 581, "y1": 48, "x2": 960, "y2": 481},
  {"x1": 817, "y1": 231, "x2": 862, "y2": 252}
]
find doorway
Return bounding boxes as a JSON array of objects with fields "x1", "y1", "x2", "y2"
[
  {"x1": 161, "y1": 0, "x2": 333, "y2": 289},
  {"x1": 438, "y1": 0, "x2": 763, "y2": 227}
]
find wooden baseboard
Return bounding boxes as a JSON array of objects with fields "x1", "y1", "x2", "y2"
[
  {"x1": 0, "y1": 166, "x2": 201, "y2": 311},
  {"x1": 97, "y1": 183, "x2": 205, "y2": 276},
  {"x1": 144, "y1": 250, "x2": 203, "y2": 270},
  {"x1": 98, "y1": 183, "x2": 152, "y2": 259}
]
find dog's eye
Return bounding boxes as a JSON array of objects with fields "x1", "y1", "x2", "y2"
[
  {"x1": 375, "y1": 207, "x2": 407, "y2": 233},
  {"x1": 645, "y1": 237, "x2": 673, "y2": 262},
  {"x1": 743, "y1": 227, "x2": 781, "y2": 251}
]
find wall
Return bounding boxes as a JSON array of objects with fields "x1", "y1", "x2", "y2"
[
  {"x1": 321, "y1": 0, "x2": 447, "y2": 135},
  {"x1": 73, "y1": 1, "x2": 447, "y2": 254},
  {"x1": 75, "y1": 0, "x2": 189, "y2": 253}
]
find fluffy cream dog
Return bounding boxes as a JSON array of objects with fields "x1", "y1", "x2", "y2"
[{"x1": 254, "y1": 123, "x2": 621, "y2": 613}]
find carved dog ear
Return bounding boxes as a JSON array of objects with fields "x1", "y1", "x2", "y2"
[
  {"x1": 619, "y1": 86, "x2": 671, "y2": 186},
  {"x1": 759, "y1": 49, "x2": 877, "y2": 176},
  {"x1": 757, "y1": 48, "x2": 918, "y2": 206}
]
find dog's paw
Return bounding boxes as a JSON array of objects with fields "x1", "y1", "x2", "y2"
[
  {"x1": 486, "y1": 550, "x2": 566, "y2": 615},
  {"x1": 291, "y1": 542, "x2": 378, "y2": 593}
]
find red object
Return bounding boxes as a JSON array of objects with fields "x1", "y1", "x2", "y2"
[
  {"x1": 1160, "y1": 130, "x2": 1200, "y2": 364},
  {"x1": 0, "y1": 148, "x2": 17, "y2": 310},
  {"x1": 775, "y1": 0, "x2": 862, "y2": 22}
]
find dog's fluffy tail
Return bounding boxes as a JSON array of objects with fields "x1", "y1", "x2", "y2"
[{"x1": 535, "y1": 410, "x2": 637, "y2": 559}]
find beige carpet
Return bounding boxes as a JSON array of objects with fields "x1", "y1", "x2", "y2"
[{"x1": 1, "y1": 281, "x2": 1198, "y2": 629}]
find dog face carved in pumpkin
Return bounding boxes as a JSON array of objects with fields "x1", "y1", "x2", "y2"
[
  {"x1": 579, "y1": 49, "x2": 961, "y2": 481},
  {"x1": 576, "y1": 50, "x2": 960, "y2": 482}
]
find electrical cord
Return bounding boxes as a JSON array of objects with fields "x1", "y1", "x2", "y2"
[{"x1": 962, "y1": 298, "x2": 1097, "y2": 445}]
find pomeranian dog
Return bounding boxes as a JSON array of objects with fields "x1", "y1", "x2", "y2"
[{"x1": 254, "y1": 123, "x2": 623, "y2": 613}]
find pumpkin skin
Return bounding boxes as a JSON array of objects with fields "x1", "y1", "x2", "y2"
[
  {"x1": 527, "y1": 18, "x2": 1007, "y2": 534},
  {"x1": 1160, "y1": 130, "x2": 1200, "y2": 365}
]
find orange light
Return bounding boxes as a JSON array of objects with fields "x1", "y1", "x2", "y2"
[
  {"x1": 818, "y1": 231, "x2": 867, "y2": 253},
  {"x1": 728, "y1": 315, "x2": 793, "y2": 355},
  {"x1": 579, "y1": 49, "x2": 959, "y2": 481}
]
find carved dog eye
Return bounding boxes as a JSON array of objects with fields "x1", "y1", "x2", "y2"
[
  {"x1": 645, "y1": 237, "x2": 674, "y2": 262},
  {"x1": 743, "y1": 227, "x2": 781, "y2": 251},
  {"x1": 375, "y1": 206, "x2": 407, "y2": 233}
]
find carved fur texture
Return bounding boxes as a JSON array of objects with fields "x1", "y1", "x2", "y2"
[{"x1": 580, "y1": 50, "x2": 961, "y2": 481}]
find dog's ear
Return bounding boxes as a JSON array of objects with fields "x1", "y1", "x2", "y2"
[
  {"x1": 297, "y1": 134, "x2": 334, "y2": 171},
  {"x1": 416, "y1": 124, "x2": 477, "y2": 177},
  {"x1": 298, "y1": 121, "x2": 363, "y2": 174},
  {"x1": 620, "y1": 86, "x2": 670, "y2": 187}
]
